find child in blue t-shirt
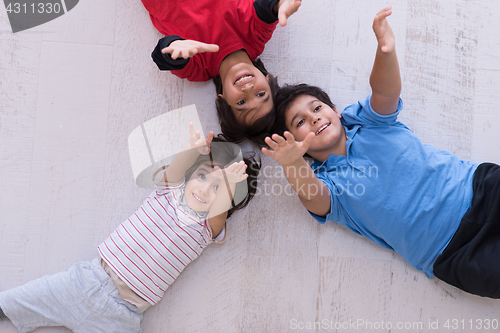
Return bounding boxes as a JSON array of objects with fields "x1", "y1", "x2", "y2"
[{"x1": 263, "y1": 7, "x2": 500, "y2": 298}]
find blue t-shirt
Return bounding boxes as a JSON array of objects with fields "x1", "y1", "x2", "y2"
[{"x1": 310, "y1": 95, "x2": 478, "y2": 277}]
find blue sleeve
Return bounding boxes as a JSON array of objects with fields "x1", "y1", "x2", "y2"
[
  {"x1": 151, "y1": 35, "x2": 191, "y2": 71},
  {"x1": 253, "y1": 0, "x2": 279, "y2": 24},
  {"x1": 341, "y1": 95, "x2": 404, "y2": 128}
]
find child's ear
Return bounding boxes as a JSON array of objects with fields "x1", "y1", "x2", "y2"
[
  {"x1": 218, "y1": 93, "x2": 224, "y2": 99},
  {"x1": 266, "y1": 74, "x2": 270, "y2": 83},
  {"x1": 335, "y1": 108, "x2": 342, "y2": 118}
]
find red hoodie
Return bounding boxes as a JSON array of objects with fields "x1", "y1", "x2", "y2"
[{"x1": 142, "y1": 0, "x2": 279, "y2": 81}]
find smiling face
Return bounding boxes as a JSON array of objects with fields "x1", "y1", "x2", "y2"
[
  {"x1": 219, "y1": 62, "x2": 274, "y2": 126},
  {"x1": 184, "y1": 164, "x2": 222, "y2": 212},
  {"x1": 285, "y1": 94, "x2": 347, "y2": 160}
]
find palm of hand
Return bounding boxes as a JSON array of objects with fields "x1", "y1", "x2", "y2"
[
  {"x1": 373, "y1": 7, "x2": 395, "y2": 53},
  {"x1": 274, "y1": 142, "x2": 307, "y2": 166},
  {"x1": 263, "y1": 132, "x2": 314, "y2": 167},
  {"x1": 193, "y1": 138, "x2": 210, "y2": 154},
  {"x1": 188, "y1": 123, "x2": 213, "y2": 155},
  {"x1": 223, "y1": 162, "x2": 247, "y2": 184}
]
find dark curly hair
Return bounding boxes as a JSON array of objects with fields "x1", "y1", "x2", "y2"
[
  {"x1": 213, "y1": 58, "x2": 280, "y2": 147},
  {"x1": 184, "y1": 137, "x2": 260, "y2": 218}
]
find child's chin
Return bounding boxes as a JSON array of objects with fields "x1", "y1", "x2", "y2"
[{"x1": 187, "y1": 202, "x2": 209, "y2": 212}]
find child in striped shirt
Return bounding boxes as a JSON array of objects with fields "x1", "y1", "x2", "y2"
[{"x1": 0, "y1": 125, "x2": 259, "y2": 333}]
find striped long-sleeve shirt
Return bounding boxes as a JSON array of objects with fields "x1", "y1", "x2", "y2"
[{"x1": 98, "y1": 182, "x2": 224, "y2": 305}]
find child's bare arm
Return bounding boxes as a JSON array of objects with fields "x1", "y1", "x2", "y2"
[
  {"x1": 262, "y1": 132, "x2": 331, "y2": 217},
  {"x1": 369, "y1": 7, "x2": 402, "y2": 115},
  {"x1": 273, "y1": 0, "x2": 302, "y2": 27},
  {"x1": 162, "y1": 123, "x2": 214, "y2": 184},
  {"x1": 208, "y1": 162, "x2": 248, "y2": 238},
  {"x1": 161, "y1": 40, "x2": 219, "y2": 60}
]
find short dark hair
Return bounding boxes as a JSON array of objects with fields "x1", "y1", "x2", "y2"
[
  {"x1": 273, "y1": 84, "x2": 336, "y2": 137},
  {"x1": 184, "y1": 137, "x2": 261, "y2": 218},
  {"x1": 213, "y1": 58, "x2": 280, "y2": 147}
]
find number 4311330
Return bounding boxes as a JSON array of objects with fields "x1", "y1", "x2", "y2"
[
  {"x1": 6, "y1": 2, "x2": 62, "y2": 14},
  {"x1": 444, "y1": 319, "x2": 498, "y2": 330}
]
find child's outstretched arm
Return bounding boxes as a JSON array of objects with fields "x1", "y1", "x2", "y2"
[
  {"x1": 162, "y1": 123, "x2": 214, "y2": 184},
  {"x1": 262, "y1": 132, "x2": 331, "y2": 217},
  {"x1": 369, "y1": 6, "x2": 402, "y2": 115},
  {"x1": 208, "y1": 161, "x2": 248, "y2": 237}
]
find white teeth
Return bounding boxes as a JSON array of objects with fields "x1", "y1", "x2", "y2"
[
  {"x1": 316, "y1": 124, "x2": 330, "y2": 135},
  {"x1": 234, "y1": 75, "x2": 252, "y2": 84},
  {"x1": 193, "y1": 193, "x2": 206, "y2": 203}
]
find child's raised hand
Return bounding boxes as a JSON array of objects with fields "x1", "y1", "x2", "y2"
[
  {"x1": 373, "y1": 7, "x2": 395, "y2": 54},
  {"x1": 262, "y1": 131, "x2": 315, "y2": 166},
  {"x1": 188, "y1": 123, "x2": 214, "y2": 155},
  {"x1": 276, "y1": 0, "x2": 302, "y2": 27},
  {"x1": 222, "y1": 161, "x2": 248, "y2": 184},
  {"x1": 162, "y1": 40, "x2": 219, "y2": 60}
]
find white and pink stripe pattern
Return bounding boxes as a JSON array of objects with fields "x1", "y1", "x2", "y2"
[{"x1": 98, "y1": 183, "x2": 213, "y2": 305}]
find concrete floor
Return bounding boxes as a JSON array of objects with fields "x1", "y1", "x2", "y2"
[{"x1": 1, "y1": 0, "x2": 499, "y2": 332}]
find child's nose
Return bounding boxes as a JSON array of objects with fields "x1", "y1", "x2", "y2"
[
  {"x1": 200, "y1": 184, "x2": 209, "y2": 194},
  {"x1": 241, "y1": 83, "x2": 253, "y2": 91}
]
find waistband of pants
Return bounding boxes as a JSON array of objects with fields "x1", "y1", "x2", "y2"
[{"x1": 89, "y1": 258, "x2": 143, "y2": 314}]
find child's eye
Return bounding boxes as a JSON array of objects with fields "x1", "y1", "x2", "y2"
[
  {"x1": 296, "y1": 119, "x2": 305, "y2": 127},
  {"x1": 213, "y1": 185, "x2": 219, "y2": 191},
  {"x1": 237, "y1": 100, "x2": 246, "y2": 105},
  {"x1": 257, "y1": 92, "x2": 265, "y2": 97},
  {"x1": 197, "y1": 173, "x2": 206, "y2": 181},
  {"x1": 313, "y1": 105, "x2": 322, "y2": 112}
]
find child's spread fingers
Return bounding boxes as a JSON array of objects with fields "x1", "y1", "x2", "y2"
[
  {"x1": 189, "y1": 123, "x2": 198, "y2": 144},
  {"x1": 261, "y1": 147, "x2": 274, "y2": 158},
  {"x1": 265, "y1": 136, "x2": 280, "y2": 149},
  {"x1": 211, "y1": 166, "x2": 223, "y2": 177},
  {"x1": 264, "y1": 136, "x2": 275, "y2": 146},
  {"x1": 283, "y1": 131, "x2": 296, "y2": 144},
  {"x1": 224, "y1": 162, "x2": 247, "y2": 183},
  {"x1": 373, "y1": 7, "x2": 391, "y2": 29},
  {"x1": 271, "y1": 134, "x2": 286, "y2": 146},
  {"x1": 235, "y1": 162, "x2": 246, "y2": 173},
  {"x1": 175, "y1": 49, "x2": 185, "y2": 59},
  {"x1": 226, "y1": 162, "x2": 238, "y2": 171},
  {"x1": 376, "y1": 6, "x2": 392, "y2": 18},
  {"x1": 302, "y1": 132, "x2": 316, "y2": 149}
]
